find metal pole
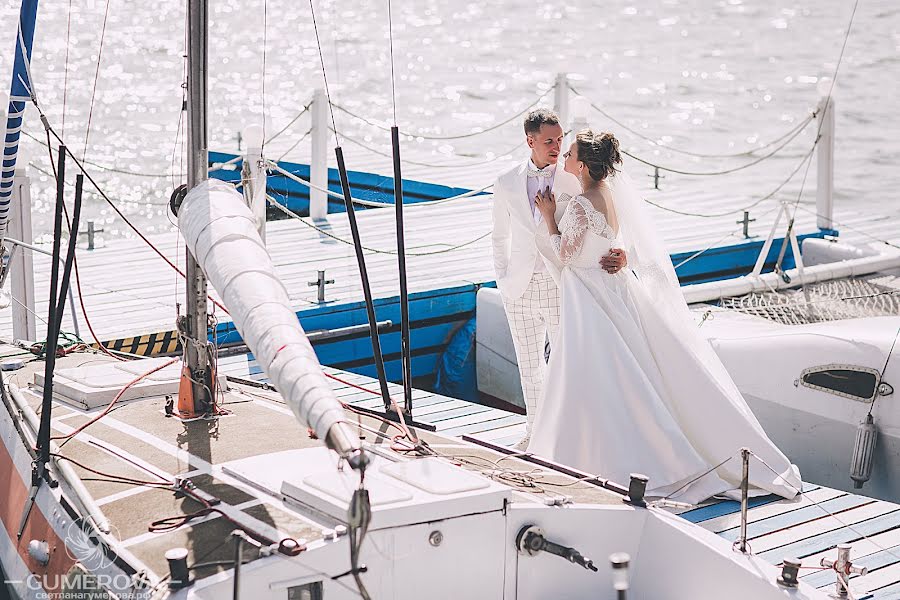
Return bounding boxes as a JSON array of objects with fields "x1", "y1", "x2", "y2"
[
  {"x1": 184, "y1": 0, "x2": 213, "y2": 413},
  {"x1": 391, "y1": 126, "x2": 413, "y2": 417},
  {"x1": 738, "y1": 447, "x2": 750, "y2": 553},
  {"x1": 334, "y1": 146, "x2": 392, "y2": 410},
  {"x1": 232, "y1": 531, "x2": 243, "y2": 600},
  {"x1": 37, "y1": 145, "x2": 67, "y2": 472}
]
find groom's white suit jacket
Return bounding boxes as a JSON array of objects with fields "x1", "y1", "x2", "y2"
[{"x1": 492, "y1": 161, "x2": 582, "y2": 300}]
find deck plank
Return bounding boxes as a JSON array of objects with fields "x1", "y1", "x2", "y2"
[
  {"x1": 699, "y1": 487, "x2": 845, "y2": 533},
  {"x1": 758, "y1": 507, "x2": 900, "y2": 559}
]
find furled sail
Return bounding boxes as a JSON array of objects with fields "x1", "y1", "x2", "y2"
[{"x1": 179, "y1": 179, "x2": 349, "y2": 443}]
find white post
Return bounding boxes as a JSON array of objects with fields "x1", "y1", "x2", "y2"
[
  {"x1": 309, "y1": 88, "x2": 329, "y2": 220},
  {"x1": 553, "y1": 72, "x2": 569, "y2": 131},
  {"x1": 815, "y1": 79, "x2": 835, "y2": 231},
  {"x1": 569, "y1": 96, "x2": 590, "y2": 144},
  {"x1": 9, "y1": 169, "x2": 36, "y2": 342},
  {"x1": 241, "y1": 125, "x2": 267, "y2": 243}
]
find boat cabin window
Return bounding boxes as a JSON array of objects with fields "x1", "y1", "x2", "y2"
[{"x1": 800, "y1": 365, "x2": 879, "y2": 401}]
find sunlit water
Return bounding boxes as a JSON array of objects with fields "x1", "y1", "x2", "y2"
[{"x1": 0, "y1": 0, "x2": 897, "y2": 242}]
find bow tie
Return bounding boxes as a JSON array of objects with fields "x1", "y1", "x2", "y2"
[{"x1": 527, "y1": 167, "x2": 553, "y2": 178}]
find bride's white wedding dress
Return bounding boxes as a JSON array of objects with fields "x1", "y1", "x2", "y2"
[{"x1": 528, "y1": 191, "x2": 801, "y2": 503}]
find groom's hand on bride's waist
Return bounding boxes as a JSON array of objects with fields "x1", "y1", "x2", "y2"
[{"x1": 600, "y1": 248, "x2": 627, "y2": 274}]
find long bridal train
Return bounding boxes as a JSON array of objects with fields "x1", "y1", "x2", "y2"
[{"x1": 526, "y1": 174, "x2": 801, "y2": 504}]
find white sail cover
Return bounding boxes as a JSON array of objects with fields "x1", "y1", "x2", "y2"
[{"x1": 179, "y1": 179, "x2": 346, "y2": 440}]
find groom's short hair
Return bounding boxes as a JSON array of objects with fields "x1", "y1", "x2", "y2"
[{"x1": 524, "y1": 109, "x2": 560, "y2": 136}]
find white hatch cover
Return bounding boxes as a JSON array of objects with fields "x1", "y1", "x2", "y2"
[
  {"x1": 222, "y1": 447, "x2": 510, "y2": 530},
  {"x1": 34, "y1": 357, "x2": 181, "y2": 409},
  {"x1": 380, "y1": 457, "x2": 491, "y2": 495}
]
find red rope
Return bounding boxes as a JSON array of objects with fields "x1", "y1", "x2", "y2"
[{"x1": 50, "y1": 358, "x2": 179, "y2": 442}]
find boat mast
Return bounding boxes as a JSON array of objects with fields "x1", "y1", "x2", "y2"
[{"x1": 182, "y1": 0, "x2": 214, "y2": 413}]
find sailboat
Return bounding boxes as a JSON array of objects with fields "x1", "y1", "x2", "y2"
[{"x1": 0, "y1": 0, "x2": 849, "y2": 599}]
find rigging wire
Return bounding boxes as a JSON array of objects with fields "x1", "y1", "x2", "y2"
[
  {"x1": 308, "y1": 0, "x2": 340, "y2": 141},
  {"x1": 787, "y1": 0, "x2": 860, "y2": 224},
  {"x1": 61, "y1": 0, "x2": 73, "y2": 138},
  {"x1": 81, "y1": 0, "x2": 112, "y2": 162},
  {"x1": 387, "y1": 0, "x2": 397, "y2": 126},
  {"x1": 261, "y1": 0, "x2": 269, "y2": 153},
  {"x1": 27, "y1": 102, "x2": 230, "y2": 315}
]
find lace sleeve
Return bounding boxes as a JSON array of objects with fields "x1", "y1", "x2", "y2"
[{"x1": 551, "y1": 199, "x2": 590, "y2": 265}]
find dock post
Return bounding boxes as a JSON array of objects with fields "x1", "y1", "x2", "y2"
[
  {"x1": 569, "y1": 95, "x2": 590, "y2": 144},
  {"x1": 553, "y1": 72, "x2": 569, "y2": 129},
  {"x1": 9, "y1": 165, "x2": 36, "y2": 342},
  {"x1": 310, "y1": 88, "x2": 329, "y2": 220},
  {"x1": 815, "y1": 79, "x2": 835, "y2": 231},
  {"x1": 241, "y1": 124, "x2": 267, "y2": 243}
]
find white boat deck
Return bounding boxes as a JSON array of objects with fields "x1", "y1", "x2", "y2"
[
  {"x1": 217, "y1": 355, "x2": 900, "y2": 600},
  {"x1": 3, "y1": 168, "x2": 897, "y2": 347}
]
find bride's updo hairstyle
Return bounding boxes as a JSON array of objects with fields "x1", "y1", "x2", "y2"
[{"x1": 575, "y1": 129, "x2": 622, "y2": 182}]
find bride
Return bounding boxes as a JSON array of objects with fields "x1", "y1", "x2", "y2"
[{"x1": 528, "y1": 129, "x2": 801, "y2": 503}]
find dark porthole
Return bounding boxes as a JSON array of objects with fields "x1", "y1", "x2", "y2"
[{"x1": 801, "y1": 367, "x2": 879, "y2": 401}]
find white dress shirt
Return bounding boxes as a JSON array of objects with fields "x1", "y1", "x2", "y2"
[{"x1": 526, "y1": 159, "x2": 556, "y2": 273}]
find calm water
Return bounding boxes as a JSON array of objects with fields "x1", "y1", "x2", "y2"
[{"x1": 1, "y1": 0, "x2": 898, "y2": 240}]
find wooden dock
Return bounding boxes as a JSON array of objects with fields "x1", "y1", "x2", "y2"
[{"x1": 3, "y1": 162, "x2": 898, "y2": 384}]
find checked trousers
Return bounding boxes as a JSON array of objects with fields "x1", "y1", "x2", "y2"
[{"x1": 502, "y1": 271, "x2": 561, "y2": 433}]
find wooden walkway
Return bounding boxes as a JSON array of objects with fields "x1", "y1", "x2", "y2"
[
  {"x1": 3, "y1": 169, "x2": 897, "y2": 352},
  {"x1": 217, "y1": 353, "x2": 529, "y2": 446}
]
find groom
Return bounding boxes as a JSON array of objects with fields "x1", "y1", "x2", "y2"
[{"x1": 491, "y1": 109, "x2": 627, "y2": 449}]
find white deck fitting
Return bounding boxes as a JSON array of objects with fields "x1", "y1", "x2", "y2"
[{"x1": 33, "y1": 356, "x2": 180, "y2": 409}]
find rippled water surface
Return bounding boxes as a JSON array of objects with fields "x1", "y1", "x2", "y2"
[{"x1": 1, "y1": 0, "x2": 898, "y2": 239}]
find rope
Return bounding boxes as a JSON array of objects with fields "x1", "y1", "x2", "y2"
[
  {"x1": 52, "y1": 358, "x2": 179, "y2": 445},
  {"x1": 332, "y1": 128, "x2": 523, "y2": 169},
  {"x1": 330, "y1": 84, "x2": 552, "y2": 140},
  {"x1": 267, "y1": 160, "x2": 492, "y2": 206},
  {"x1": 673, "y1": 203, "x2": 782, "y2": 271},
  {"x1": 266, "y1": 193, "x2": 489, "y2": 256},
  {"x1": 570, "y1": 83, "x2": 816, "y2": 161},
  {"x1": 32, "y1": 108, "x2": 229, "y2": 314},
  {"x1": 645, "y1": 141, "x2": 817, "y2": 218},
  {"x1": 81, "y1": 0, "x2": 112, "y2": 162},
  {"x1": 662, "y1": 454, "x2": 735, "y2": 501},
  {"x1": 266, "y1": 101, "x2": 312, "y2": 147},
  {"x1": 275, "y1": 127, "x2": 312, "y2": 162},
  {"x1": 621, "y1": 116, "x2": 813, "y2": 177},
  {"x1": 787, "y1": 0, "x2": 860, "y2": 225},
  {"x1": 792, "y1": 205, "x2": 900, "y2": 252}
]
